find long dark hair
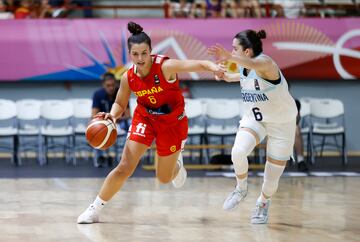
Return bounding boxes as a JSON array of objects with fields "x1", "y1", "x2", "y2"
[
  {"x1": 234, "y1": 29, "x2": 266, "y2": 57},
  {"x1": 127, "y1": 22, "x2": 152, "y2": 51}
]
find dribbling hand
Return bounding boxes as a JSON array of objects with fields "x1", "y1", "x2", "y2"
[{"x1": 94, "y1": 112, "x2": 116, "y2": 124}]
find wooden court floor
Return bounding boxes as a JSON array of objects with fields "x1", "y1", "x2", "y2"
[{"x1": 0, "y1": 177, "x2": 359, "y2": 242}]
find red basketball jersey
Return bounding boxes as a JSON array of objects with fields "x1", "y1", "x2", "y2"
[{"x1": 127, "y1": 55, "x2": 185, "y2": 125}]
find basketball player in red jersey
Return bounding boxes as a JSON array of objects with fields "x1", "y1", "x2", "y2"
[{"x1": 77, "y1": 22, "x2": 224, "y2": 224}]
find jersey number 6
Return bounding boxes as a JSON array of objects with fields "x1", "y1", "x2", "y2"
[
  {"x1": 252, "y1": 107, "x2": 263, "y2": 121},
  {"x1": 148, "y1": 96, "x2": 157, "y2": 104}
]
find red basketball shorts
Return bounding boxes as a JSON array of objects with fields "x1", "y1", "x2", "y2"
[{"x1": 127, "y1": 111, "x2": 188, "y2": 156}]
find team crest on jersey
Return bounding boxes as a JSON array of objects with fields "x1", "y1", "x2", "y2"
[
  {"x1": 154, "y1": 75, "x2": 160, "y2": 85},
  {"x1": 254, "y1": 79, "x2": 260, "y2": 90}
]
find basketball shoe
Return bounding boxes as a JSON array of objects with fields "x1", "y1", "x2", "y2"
[
  {"x1": 223, "y1": 185, "x2": 248, "y2": 210},
  {"x1": 77, "y1": 204, "x2": 100, "y2": 224},
  {"x1": 251, "y1": 200, "x2": 270, "y2": 224}
]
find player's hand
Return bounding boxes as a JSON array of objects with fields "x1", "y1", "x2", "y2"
[
  {"x1": 214, "y1": 63, "x2": 227, "y2": 81},
  {"x1": 94, "y1": 112, "x2": 116, "y2": 124},
  {"x1": 208, "y1": 44, "x2": 232, "y2": 63},
  {"x1": 212, "y1": 62, "x2": 226, "y2": 79}
]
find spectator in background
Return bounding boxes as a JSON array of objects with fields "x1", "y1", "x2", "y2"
[
  {"x1": 14, "y1": 0, "x2": 30, "y2": 19},
  {"x1": 0, "y1": 0, "x2": 14, "y2": 19},
  {"x1": 273, "y1": 0, "x2": 305, "y2": 18},
  {"x1": 31, "y1": 0, "x2": 52, "y2": 18},
  {"x1": 238, "y1": 0, "x2": 261, "y2": 18},
  {"x1": 92, "y1": 72, "x2": 131, "y2": 167},
  {"x1": 71, "y1": 0, "x2": 92, "y2": 18},
  {"x1": 169, "y1": 0, "x2": 194, "y2": 18},
  {"x1": 205, "y1": 0, "x2": 222, "y2": 17},
  {"x1": 221, "y1": 0, "x2": 237, "y2": 18},
  {"x1": 190, "y1": 0, "x2": 206, "y2": 18}
]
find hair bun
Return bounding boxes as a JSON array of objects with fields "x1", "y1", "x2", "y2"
[
  {"x1": 256, "y1": 30, "x2": 266, "y2": 39},
  {"x1": 128, "y1": 22, "x2": 143, "y2": 35}
]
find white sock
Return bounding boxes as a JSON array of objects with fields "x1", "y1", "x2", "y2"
[
  {"x1": 91, "y1": 195, "x2": 107, "y2": 211},
  {"x1": 257, "y1": 193, "x2": 269, "y2": 204},
  {"x1": 236, "y1": 177, "x2": 247, "y2": 190}
]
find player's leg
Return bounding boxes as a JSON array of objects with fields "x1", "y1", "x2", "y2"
[
  {"x1": 77, "y1": 140, "x2": 148, "y2": 224},
  {"x1": 155, "y1": 117, "x2": 188, "y2": 188},
  {"x1": 78, "y1": 113, "x2": 154, "y2": 224},
  {"x1": 251, "y1": 119, "x2": 296, "y2": 224},
  {"x1": 223, "y1": 118, "x2": 266, "y2": 210},
  {"x1": 156, "y1": 150, "x2": 186, "y2": 187}
]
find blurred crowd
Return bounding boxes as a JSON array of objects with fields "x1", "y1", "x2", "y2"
[
  {"x1": 0, "y1": 0, "x2": 92, "y2": 19},
  {"x1": 167, "y1": 0, "x2": 360, "y2": 18},
  {"x1": 0, "y1": 0, "x2": 359, "y2": 19}
]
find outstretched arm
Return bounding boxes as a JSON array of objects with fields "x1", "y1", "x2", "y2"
[
  {"x1": 208, "y1": 44, "x2": 276, "y2": 75},
  {"x1": 161, "y1": 59, "x2": 225, "y2": 80},
  {"x1": 216, "y1": 72, "x2": 241, "y2": 82}
]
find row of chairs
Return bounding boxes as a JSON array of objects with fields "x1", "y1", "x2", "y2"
[
  {"x1": 0, "y1": 97, "x2": 346, "y2": 166},
  {"x1": 0, "y1": 98, "x2": 120, "y2": 165},
  {"x1": 183, "y1": 97, "x2": 347, "y2": 164}
]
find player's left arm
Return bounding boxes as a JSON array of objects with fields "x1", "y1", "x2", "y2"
[
  {"x1": 227, "y1": 54, "x2": 279, "y2": 81},
  {"x1": 208, "y1": 44, "x2": 278, "y2": 79},
  {"x1": 161, "y1": 59, "x2": 224, "y2": 80}
]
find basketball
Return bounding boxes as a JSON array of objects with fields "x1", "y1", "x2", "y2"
[{"x1": 85, "y1": 117, "x2": 117, "y2": 150}]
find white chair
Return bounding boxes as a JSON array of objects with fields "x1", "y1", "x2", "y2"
[
  {"x1": 16, "y1": 99, "x2": 43, "y2": 165},
  {"x1": 185, "y1": 98, "x2": 206, "y2": 163},
  {"x1": 310, "y1": 98, "x2": 347, "y2": 164},
  {"x1": 204, "y1": 99, "x2": 240, "y2": 162},
  {"x1": 41, "y1": 100, "x2": 74, "y2": 165},
  {"x1": 70, "y1": 98, "x2": 93, "y2": 165},
  {"x1": 0, "y1": 99, "x2": 18, "y2": 165}
]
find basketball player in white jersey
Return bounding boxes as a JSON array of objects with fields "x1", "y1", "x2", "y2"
[{"x1": 208, "y1": 29, "x2": 297, "y2": 224}]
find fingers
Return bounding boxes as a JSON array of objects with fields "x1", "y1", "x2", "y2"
[
  {"x1": 104, "y1": 113, "x2": 116, "y2": 124},
  {"x1": 94, "y1": 112, "x2": 116, "y2": 125},
  {"x1": 94, "y1": 112, "x2": 105, "y2": 118}
]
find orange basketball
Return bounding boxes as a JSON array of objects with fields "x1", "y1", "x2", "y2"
[{"x1": 86, "y1": 117, "x2": 117, "y2": 150}]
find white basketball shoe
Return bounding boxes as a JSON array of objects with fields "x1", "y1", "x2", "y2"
[
  {"x1": 223, "y1": 185, "x2": 248, "y2": 210},
  {"x1": 172, "y1": 155, "x2": 187, "y2": 188},
  {"x1": 251, "y1": 200, "x2": 270, "y2": 224},
  {"x1": 77, "y1": 205, "x2": 100, "y2": 224}
]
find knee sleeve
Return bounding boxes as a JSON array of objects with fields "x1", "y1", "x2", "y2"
[
  {"x1": 231, "y1": 130, "x2": 257, "y2": 175},
  {"x1": 261, "y1": 162, "x2": 285, "y2": 197}
]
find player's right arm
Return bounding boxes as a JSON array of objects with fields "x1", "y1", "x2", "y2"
[
  {"x1": 216, "y1": 72, "x2": 241, "y2": 82},
  {"x1": 96, "y1": 73, "x2": 131, "y2": 123}
]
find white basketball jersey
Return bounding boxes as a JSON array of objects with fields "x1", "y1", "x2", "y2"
[{"x1": 239, "y1": 55, "x2": 297, "y2": 123}]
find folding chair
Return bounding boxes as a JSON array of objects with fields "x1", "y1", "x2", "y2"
[
  {"x1": 41, "y1": 100, "x2": 75, "y2": 165},
  {"x1": 0, "y1": 99, "x2": 18, "y2": 165},
  {"x1": 204, "y1": 99, "x2": 240, "y2": 163},
  {"x1": 185, "y1": 98, "x2": 206, "y2": 163},
  {"x1": 310, "y1": 98, "x2": 347, "y2": 165},
  {"x1": 70, "y1": 98, "x2": 93, "y2": 165},
  {"x1": 16, "y1": 99, "x2": 43, "y2": 165}
]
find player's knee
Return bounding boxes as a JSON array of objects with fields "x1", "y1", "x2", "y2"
[
  {"x1": 113, "y1": 161, "x2": 135, "y2": 178},
  {"x1": 231, "y1": 147, "x2": 249, "y2": 175},
  {"x1": 231, "y1": 146, "x2": 248, "y2": 163}
]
